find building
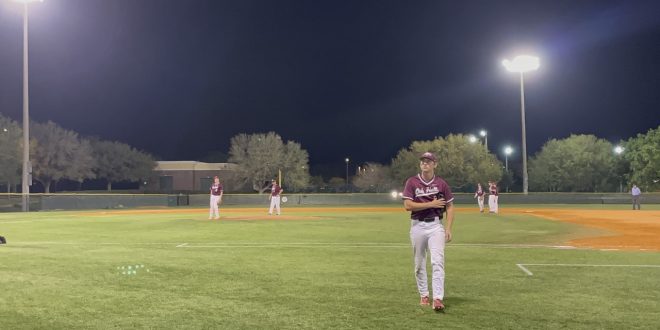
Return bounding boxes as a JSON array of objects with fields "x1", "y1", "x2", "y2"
[{"x1": 148, "y1": 161, "x2": 238, "y2": 192}]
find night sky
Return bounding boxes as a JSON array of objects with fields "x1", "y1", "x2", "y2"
[{"x1": 1, "y1": 0, "x2": 659, "y2": 178}]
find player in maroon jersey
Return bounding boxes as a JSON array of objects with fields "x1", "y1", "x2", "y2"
[
  {"x1": 402, "y1": 152, "x2": 455, "y2": 312},
  {"x1": 268, "y1": 179, "x2": 283, "y2": 215},
  {"x1": 488, "y1": 181, "x2": 498, "y2": 214},
  {"x1": 209, "y1": 176, "x2": 223, "y2": 219},
  {"x1": 474, "y1": 183, "x2": 485, "y2": 213}
]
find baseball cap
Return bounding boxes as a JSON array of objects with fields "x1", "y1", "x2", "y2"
[{"x1": 420, "y1": 152, "x2": 437, "y2": 162}]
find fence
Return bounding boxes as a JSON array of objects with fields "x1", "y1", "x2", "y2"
[{"x1": 0, "y1": 192, "x2": 658, "y2": 212}]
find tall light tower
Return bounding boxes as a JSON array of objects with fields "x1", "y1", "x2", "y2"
[
  {"x1": 14, "y1": 0, "x2": 44, "y2": 211},
  {"x1": 502, "y1": 55, "x2": 539, "y2": 195}
]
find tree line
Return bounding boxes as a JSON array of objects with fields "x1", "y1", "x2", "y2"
[
  {"x1": 0, "y1": 114, "x2": 155, "y2": 193},
  {"x1": 2, "y1": 111, "x2": 658, "y2": 193}
]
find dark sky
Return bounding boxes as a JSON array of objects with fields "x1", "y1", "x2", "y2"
[{"x1": 1, "y1": 0, "x2": 659, "y2": 177}]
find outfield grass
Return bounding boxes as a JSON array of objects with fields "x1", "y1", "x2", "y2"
[{"x1": 1, "y1": 206, "x2": 659, "y2": 329}]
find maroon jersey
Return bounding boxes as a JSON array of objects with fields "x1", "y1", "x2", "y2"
[
  {"x1": 210, "y1": 183, "x2": 223, "y2": 196},
  {"x1": 402, "y1": 174, "x2": 454, "y2": 220},
  {"x1": 271, "y1": 184, "x2": 282, "y2": 196},
  {"x1": 475, "y1": 186, "x2": 484, "y2": 197},
  {"x1": 489, "y1": 185, "x2": 498, "y2": 196}
]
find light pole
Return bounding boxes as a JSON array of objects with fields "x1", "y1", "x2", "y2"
[
  {"x1": 344, "y1": 158, "x2": 350, "y2": 191},
  {"x1": 614, "y1": 145, "x2": 624, "y2": 192},
  {"x1": 14, "y1": 0, "x2": 43, "y2": 211},
  {"x1": 503, "y1": 55, "x2": 539, "y2": 195},
  {"x1": 480, "y1": 130, "x2": 488, "y2": 150}
]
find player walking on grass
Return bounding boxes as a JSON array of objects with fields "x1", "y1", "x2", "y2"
[
  {"x1": 209, "y1": 176, "x2": 223, "y2": 219},
  {"x1": 269, "y1": 179, "x2": 283, "y2": 215},
  {"x1": 402, "y1": 152, "x2": 454, "y2": 312},
  {"x1": 474, "y1": 183, "x2": 485, "y2": 213}
]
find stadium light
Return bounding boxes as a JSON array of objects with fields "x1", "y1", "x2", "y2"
[
  {"x1": 468, "y1": 135, "x2": 478, "y2": 143},
  {"x1": 502, "y1": 54, "x2": 539, "y2": 195},
  {"x1": 12, "y1": 0, "x2": 44, "y2": 211}
]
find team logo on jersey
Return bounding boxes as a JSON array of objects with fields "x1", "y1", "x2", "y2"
[{"x1": 415, "y1": 186, "x2": 440, "y2": 197}]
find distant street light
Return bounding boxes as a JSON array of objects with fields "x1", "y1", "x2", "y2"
[
  {"x1": 13, "y1": 0, "x2": 44, "y2": 211},
  {"x1": 504, "y1": 146, "x2": 513, "y2": 172},
  {"x1": 468, "y1": 135, "x2": 478, "y2": 143},
  {"x1": 345, "y1": 158, "x2": 350, "y2": 190},
  {"x1": 504, "y1": 146, "x2": 513, "y2": 193},
  {"x1": 614, "y1": 145, "x2": 624, "y2": 192},
  {"x1": 479, "y1": 130, "x2": 488, "y2": 150},
  {"x1": 503, "y1": 55, "x2": 540, "y2": 195}
]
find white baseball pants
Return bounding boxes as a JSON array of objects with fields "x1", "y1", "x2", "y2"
[
  {"x1": 477, "y1": 196, "x2": 484, "y2": 212},
  {"x1": 410, "y1": 218, "x2": 446, "y2": 300},
  {"x1": 488, "y1": 195, "x2": 498, "y2": 213},
  {"x1": 269, "y1": 196, "x2": 281, "y2": 215},
  {"x1": 209, "y1": 195, "x2": 221, "y2": 218}
]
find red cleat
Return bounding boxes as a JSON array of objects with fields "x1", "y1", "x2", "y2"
[
  {"x1": 419, "y1": 296, "x2": 430, "y2": 306},
  {"x1": 433, "y1": 299, "x2": 445, "y2": 311}
]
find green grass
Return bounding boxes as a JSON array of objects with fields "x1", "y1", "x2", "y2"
[{"x1": 1, "y1": 206, "x2": 660, "y2": 329}]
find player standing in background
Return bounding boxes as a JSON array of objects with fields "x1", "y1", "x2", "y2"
[
  {"x1": 474, "y1": 183, "x2": 485, "y2": 213},
  {"x1": 488, "y1": 181, "x2": 499, "y2": 214},
  {"x1": 268, "y1": 179, "x2": 283, "y2": 215},
  {"x1": 631, "y1": 184, "x2": 641, "y2": 210},
  {"x1": 209, "y1": 176, "x2": 223, "y2": 219},
  {"x1": 402, "y1": 152, "x2": 454, "y2": 312},
  {"x1": 0, "y1": 235, "x2": 6, "y2": 244}
]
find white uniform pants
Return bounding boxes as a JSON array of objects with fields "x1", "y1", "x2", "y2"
[
  {"x1": 269, "y1": 196, "x2": 281, "y2": 215},
  {"x1": 209, "y1": 195, "x2": 221, "y2": 218},
  {"x1": 488, "y1": 195, "x2": 498, "y2": 213},
  {"x1": 410, "y1": 218, "x2": 446, "y2": 300},
  {"x1": 477, "y1": 196, "x2": 484, "y2": 212}
]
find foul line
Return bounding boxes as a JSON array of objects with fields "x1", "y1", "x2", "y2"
[{"x1": 516, "y1": 263, "x2": 660, "y2": 276}]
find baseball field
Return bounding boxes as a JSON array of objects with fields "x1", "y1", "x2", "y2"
[{"x1": 1, "y1": 204, "x2": 660, "y2": 329}]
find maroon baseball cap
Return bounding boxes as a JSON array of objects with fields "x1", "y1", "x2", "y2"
[{"x1": 420, "y1": 152, "x2": 437, "y2": 162}]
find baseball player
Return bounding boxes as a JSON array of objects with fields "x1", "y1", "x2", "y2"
[
  {"x1": 0, "y1": 235, "x2": 6, "y2": 244},
  {"x1": 488, "y1": 181, "x2": 498, "y2": 214},
  {"x1": 209, "y1": 176, "x2": 223, "y2": 219},
  {"x1": 474, "y1": 183, "x2": 485, "y2": 213},
  {"x1": 402, "y1": 152, "x2": 454, "y2": 312},
  {"x1": 268, "y1": 179, "x2": 283, "y2": 215}
]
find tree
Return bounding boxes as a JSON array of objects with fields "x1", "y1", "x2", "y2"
[
  {"x1": 624, "y1": 126, "x2": 660, "y2": 191},
  {"x1": 0, "y1": 114, "x2": 22, "y2": 191},
  {"x1": 228, "y1": 132, "x2": 310, "y2": 193},
  {"x1": 91, "y1": 139, "x2": 156, "y2": 191},
  {"x1": 30, "y1": 121, "x2": 96, "y2": 193},
  {"x1": 391, "y1": 134, "x2": 502, "y2": 191},
  {"x1": 353, "y1": 162, "x2": 396, "y2": 192},
  {"x1": 529, "y1": 134, "x2": 616, "y2": 192}
]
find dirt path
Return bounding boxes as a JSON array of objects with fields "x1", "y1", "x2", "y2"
[{"x1": 505, "y1": 208, "x2": 660, "y2": 251}]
